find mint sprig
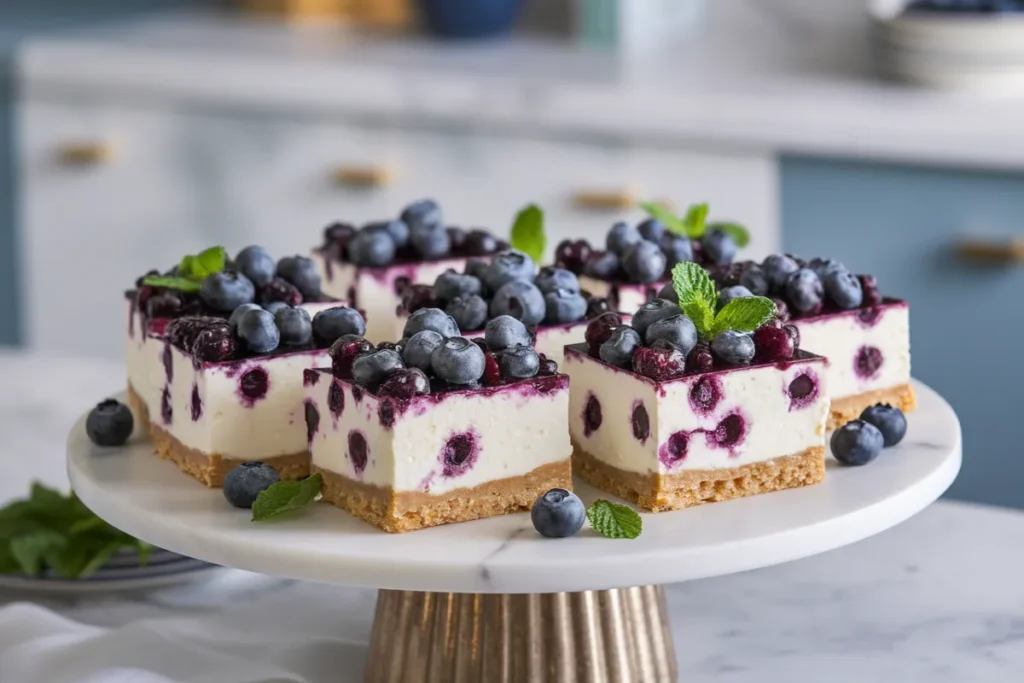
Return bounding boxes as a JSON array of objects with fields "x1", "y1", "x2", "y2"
[
  {"x1": 586, "y1": 500, "x2": 642, "y2": 539},
  {"x1": 638, "y1": 201, "x2": 689, "y2": 236},
  {"x1": 252, "y1": 473, "x2": 323, "y2": 522},
  {"x1": 0, "y1": 482, "x2": 152, "y2": 579},
  {"x1": 707, "y1": 221, "x2": 750, "y2": 247},
  {"x1": 639, "y1": 201, "x2": 750, "y2": 247},
  {"x1": 142, "y1": 245, "x2": 226, "y2": 293},
  {"x1": 670, "y1": 262, "x2": 775, "y2": 339},
  {"x1": 509, "y1": 204, "x2": 546, "y2": 263}
]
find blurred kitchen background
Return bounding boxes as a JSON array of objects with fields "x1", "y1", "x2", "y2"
[{"x1": 0, "y1": 0, "x2": 1022, "y2": 508}]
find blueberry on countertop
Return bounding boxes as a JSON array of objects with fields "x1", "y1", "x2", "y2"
[
  {"x1": 531, "y1": 488, "x2": 586, "y2": 538},
  {"x1": 223, "y1": 462, "x2": 280, "y2": 509},
  {"x1": 86, "y1": 399, "x2": 134, "y2": 447},
  {"x1": 831, "y1": 420, "x2": 884, "y2": 466},
  {"x1": 859, "y1": 404, "x2": 907, "y2": 447}
]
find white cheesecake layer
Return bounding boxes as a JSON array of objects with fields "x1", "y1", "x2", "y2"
[
  {"x1": 578, "y1": 276, "x2": 664, "y2": 315},
  {"x1": 564, "y1": 348, "x2": 829, "y2": 475},
  {"x1": 307, "y1": 375, "x2": 571, "y2": 494},
  {"x1": 792, "y1": 301, "x2": 910, "y2": 400},
  {"x1": 312, "y1": 251, "x2": 468, "y2": 342}
]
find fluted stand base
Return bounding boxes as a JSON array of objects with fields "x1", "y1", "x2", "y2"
[{"x1": 365, "y1": 586, "x2": 678, "y2": 683}]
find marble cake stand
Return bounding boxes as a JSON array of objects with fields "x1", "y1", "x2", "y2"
[{"x1": 68, "y1": 380, "x2": 961, "y2": 683}]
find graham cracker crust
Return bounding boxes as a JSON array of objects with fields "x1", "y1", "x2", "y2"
[
  {"x1": 829, "y1": 383, "x2": 916, "y2": 431},
  {"x1": 573, "y1": 444, "x2": 826, "y2": 512},
  {"x1": 313, "y1": 460, "x2": 572, "y2": 533},
  {"x1": 127, "y1": 384, "x2": 309, "y2": 488}
]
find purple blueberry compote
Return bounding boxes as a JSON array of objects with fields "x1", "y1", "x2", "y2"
[
  {"x1": 238, "y1": 367, "x2": 269, "y2": 407},
  {"x1": 161, "y1": 386, "x2": 173, "y2": 425},
  {"x1": 190, "y1": 383, "x2": 203, "y2": 421},
  {"x1": 330, "y1": 335, "x2": 374, "y2": 379},
  {"x1": 855, "y1": 346, "x2": 884, "y2": 379},
  {"x1": 304, "y1": 400, "x2": 319, "y2": 444},
  {"x1": 659, "y1": 431, "x2": 690, "y2": 467},
  {"x1": 585, "y1": 313, "x2": 623, "y2": 356},
  {"x1": 378, "y1": 400, "x2": 396, "y2": 429},
  {"x1": 162, "y1": 343, "x2": 173, "y2": 382},
  {"x1": 303, "y1": 369, "x2": 320, "y2": 387},
  {"x1": 347, "y1": 430, "x2": 368, "y2": 474},
  {"x1": 787, "y1": 371, "x2": 819, "y2": 410},
  {"x1": 631, "y1": 343, "x2": 686, "y2": 382},
  {"x1": 631, "y1": 402, "x2": 650, "y2": 443},
  {"x1": 583, "y1": 393, "x2": 603, "y2": 437},
  {"x1": 708, "y1": 413, "x2": 747, "y2": 451},
  {"x1": 328, "y1": 379, "x2": 345, "y2": 418},
  {"x1": 689, "y1": 376, "x2": 723, "y2": 415},
  {"x1": 441, "y1": 430, "x2": 480, "y2": 478},
  {"x1": 752, "y1": 325, "x2": 794, "y2": 364}
]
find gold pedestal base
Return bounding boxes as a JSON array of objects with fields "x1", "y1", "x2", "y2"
[{"x1": 365, "y1": 586, "x2": 678, "y2": 683}]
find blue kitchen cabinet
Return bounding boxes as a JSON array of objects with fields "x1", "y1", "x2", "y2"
[{"x1": 782, "y1": 156, "x2": 1024, "y2": 509}]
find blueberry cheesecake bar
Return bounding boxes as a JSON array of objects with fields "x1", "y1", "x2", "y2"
[
  {"x1": 565, "y1": 263, "x2": 828, "y2": 512},
  {"x1": 310, "y1": 199, "x2": 506, "y2": 342},
  {"x1": 305, "y1": 314, "x2": 571, "y2": 532},
  {"x1": 126, "y1": 245, "x2": 366, "y2": 487},
  {"x1": 705, "y1": 254, "x2": 914, "y2": 429}
]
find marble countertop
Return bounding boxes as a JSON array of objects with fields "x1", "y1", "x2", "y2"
[
  {"x1": 16, "y1": 0, "x2": 1024, "y2": 170},
  {"x1": 1, "y1": 350, "x2": 1022, "y2": 681}
]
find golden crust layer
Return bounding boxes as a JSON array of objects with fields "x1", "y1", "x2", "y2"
[
  {"x1": 127, "y1": 384, "x2": 309, "y2": 488},
  {"x1": 829, "y1": 383, "x2": 916, "y2": 431},
  {"x1": 314, "y1": 460, "x2": 572, "y2": 533},
  {"x1": 573, "y1": 444, "x2": 826, "y2": 512}
]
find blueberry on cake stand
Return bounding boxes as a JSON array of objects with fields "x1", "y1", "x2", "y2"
[{"x1": 67, "y1": 382, "x2": 960, "y2": 683}]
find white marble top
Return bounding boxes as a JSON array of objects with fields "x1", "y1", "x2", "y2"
[{"x1": 16, "y1": 0, "x2": 1024, "y2": 170}]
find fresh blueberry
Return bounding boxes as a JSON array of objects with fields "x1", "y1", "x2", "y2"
[
  {"x1": 631, "y1": 298, "x2": 682, "y2": 339},
  {"x1": 531, "y1": 488, "x2": 586, "y2": 538},
  {"x1": 431, "y1": 337, "x2": 486, "y2": 384},
  {"x1": 497, "y1": 345, "x2": 540, "y2": 379},
  {"x1": 229, "y1": 303, "x2": 262, "y2": 332},
  {"x1": 584, "y1": 251, "x2": 621, "y2": 279},
  {"x1": 200, "y1": 271, "x2": 255, "y2": 312},
  {"x1": 554, "y1": 239, "x2": 594, "y2": 274},
  {"x1": 823, "y1": 268, "x2": 864, "y2": 310},
  {"x1": 785, "y1": 268, "x2": 824, "y2": 314},
  {"x1": 378, "y1": 367, "x2": 431, "y2": 400},
  {"x1": 329, "y1": 334, "x2": 374, "y2": 378},
  {"x1": 739, "y1": 264, "x2": 770, "y2": 296},
  {"x1": 645, "y1": 315, "x2": 698, "y2": 356},
  {"x1": 599, "y1": 326, "x2": 642, "y2": 368},
  {"x1": 701, "y1": 228, "x2": 737, "y2": 266},
  {"x1": 656, "y1": 282, "x2": 678, "y2": 303},
  {"x1": 710, "y1": 330, "x2": 755, "y2": 365},
  {"x1": 484, "y1": 250, "x2": 536, "y2": 291},
  {"x1": 606, "y1": 221, "x2": 643, "y2": 256},
  {"x1": 490, "y1": 280, "x2": 545, "y2": 326},
  {"x1": 366, "y1": 219, "x2": 410, "y2": 249},
  {"x1": 542, "y1": 289, "x2": 588, "y2": 324},
  {"x1": 484, "y1": 315, "x2": 531, "y2": 351},
  {"x1": 312, "y1": 307, "x2": 366, "y2": 345},
  {"x1": 236, "y1": 308, "x2": 280, "y2": 354},
  {"x1": 761, "y1": 254, "x2": 800, "y2": 292},
  {"x1": 622, "y1": 241, "x2": 667, "y2": 284},
  {"x1": 659, "y1": 234, "x2": 694, "y2": 267},
  {"x1": 86, "y1": 399, "x2": 134, "y2": 446},
  {"x1": 464, "y1": 259, "x2": 490, "y2": 283},
  {"x1": 264, "y1": 301, "x2": 289, "y2": 316},
  {"x1": 446, "y1": 226, "x2": 467, "y2": 251},
  {"x1": 234, "y1": 246, "x2": 275, "y2": 288},
  {"x1": 446, "y1": 295, "x2": 488, "y2": 331},
  {"x1": 275, "y1": 256, "x2": 321, "y2": 299},
  {"x1": 402, "y1": 330, "x2": 445, "y2": 371},
  {"x1": 274, "y1": 306, "x2": 312, "y2": 346},
  {"x1": 348, "y1": 228, "x2": 397, "y2": 267},
  {"x1": 718, "y1": 285, "x2": 754, "y2": 309},
  {"x1": 351, "y1": 349, "x2": 404, "y2": 386},
  {"x1": 831, "y1": 420, "x2": 885, "y2": 466},
  {"x1": 859, "y1": 404, "x2": 907, "y2": 447},
  {"x1": 410, "y1": 223, "x2": 451, "y2": 259},
  {"x1": 807, "y1": 257, "x2": 844, "y2": 280},
  {"x1": 463, "y1": 230, "x2": 498, "y2": 256},
  {"x1": 403, "y1": 307, "x2": 460, "y2": 339},
  {"x1": 637, "y1": 218, "x2": 665, "y2": 243},
  {"x1": 433, "y1": 270, "x2": 483, "y2": 303},
  {"x1": 223, "y1": 462, "x2": 280, "y2": 509},
  {"x1": 535, "y1": 266, "x2": 580, "y2": 295},
  {"x1": 400, "y1": 198, "x2": 443, "y2": 232}
]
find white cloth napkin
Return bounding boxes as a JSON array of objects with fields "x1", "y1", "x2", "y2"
[{"x1": 0, "y1": 579, "x2": 378, "y2": 683}]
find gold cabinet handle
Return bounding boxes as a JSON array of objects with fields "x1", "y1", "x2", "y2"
[
  {"x1": 57, "y1": 142, "x2": 116, "y2": 165},
  {"x1": 956, "y1": 237, "x2": 1024, "y2": 264},
  {"x1": 332, "y1": 165, "x2": 394, "y2": 188},
  {"x1": 572, "y1": 188, "x2": 638, "y2": 211}
]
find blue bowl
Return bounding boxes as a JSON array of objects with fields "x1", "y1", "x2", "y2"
[{"x1": 418, "y1": 0, "x2": 522, "y2": 40}]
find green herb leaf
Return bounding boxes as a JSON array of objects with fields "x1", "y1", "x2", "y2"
[
  {"x1": 10, "y1": 531, "x2": 66, "y2": 576},
  {"x1": 586, "y1": 500, "x2": 642, "y2": 539},
  {"x1": 509, "y1": 204, "x2": 546, "y2": 263},
  {"x1": 710, "y1": 296, "x2": 776, "y2": 337},
  {"x1": 192, "y1": 246, "x2": 226, "y2": 279},
  {"x1": 77, "y1": 540, "x2": 127, "y2": 579},
  {"x1": 638, "y1": 201, "x2": 689, "y2": 237},
  {"x1": 682, "y1": 203, "x2": 709, "y2": 239},
  {"x1": 252, "y1": 474, "x2": 323, "y2": 522},
  {"x1": 140, "y1": 275, "x2": 202, "y2": 293},
  {"x1": 671, "y1": 262, "x2": 717, "y2": 338},
  {"x1": 708, "y1": 222, "x2": 750, "y2": 247}
]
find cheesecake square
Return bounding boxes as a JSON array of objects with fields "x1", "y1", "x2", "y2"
[{"x1": 564, "y1": 343, "x2": 829, "y2": 512}]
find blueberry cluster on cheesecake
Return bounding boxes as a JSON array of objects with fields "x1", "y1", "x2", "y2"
[
  {"x1": 310, "y1": 199, "x2": 506, "y2": 342},
  {"x1": 305, "y1": 314, "x2": 571, "y2": 533},
  {"x1": 564, "y1": 263, "x2": 828, "y2": 512},
  {"x1": 703, "y1": 253, "x2": 914, "y2": 429}
]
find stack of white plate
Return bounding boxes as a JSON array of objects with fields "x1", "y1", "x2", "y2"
[{"x1": 869, "y1": 0, "x2": 1024, "y2": 92}]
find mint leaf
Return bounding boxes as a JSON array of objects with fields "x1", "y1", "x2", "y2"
[
  {"x1": 252, "y1": 473, "x2": 323, "y2": 522},
  {"x1": 671, "y1": 262, "x2": 716, "y2": 338},
  {"x1": 510, "y1": 204, "x2": 546, "y2": 263},
  {"x1": 586, "y1": 500, "x2": 642, "y2": 539},
  {"x1": 178, "y1": 254, "x2": 198, "y2": 280},
  {"x1": 638, "y1": 201, "x2": 689, "y2": 236},
  {"x1": 77, "y1": 540, "x2": 126, "y2": 579},
  {"x1": 682, "y1": 203, "x2": 709, "y2": 238},
  {"x1": 141, "y1": 275, "x2": 202, "y2": 293},
  {"x1": 708, "y1": 222, "x2": 750, "y2": 247},
  {"x1": 192, "y1": 246, "x2": 226, "y2": 279},
  {"x1": 10, "y1": 531, "x2": 65, "y2": 576},
  {"x1": 711, "y1": 296, "x2": 776, "y2": 337}
]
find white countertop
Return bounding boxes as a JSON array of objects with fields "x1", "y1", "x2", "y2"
[
  {"x1": 1, "y1": 350, "x2": 1022, "y2": 681},
  {"x1": 17, "y1": 0, "x2": 1024, "y2": 171}
]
